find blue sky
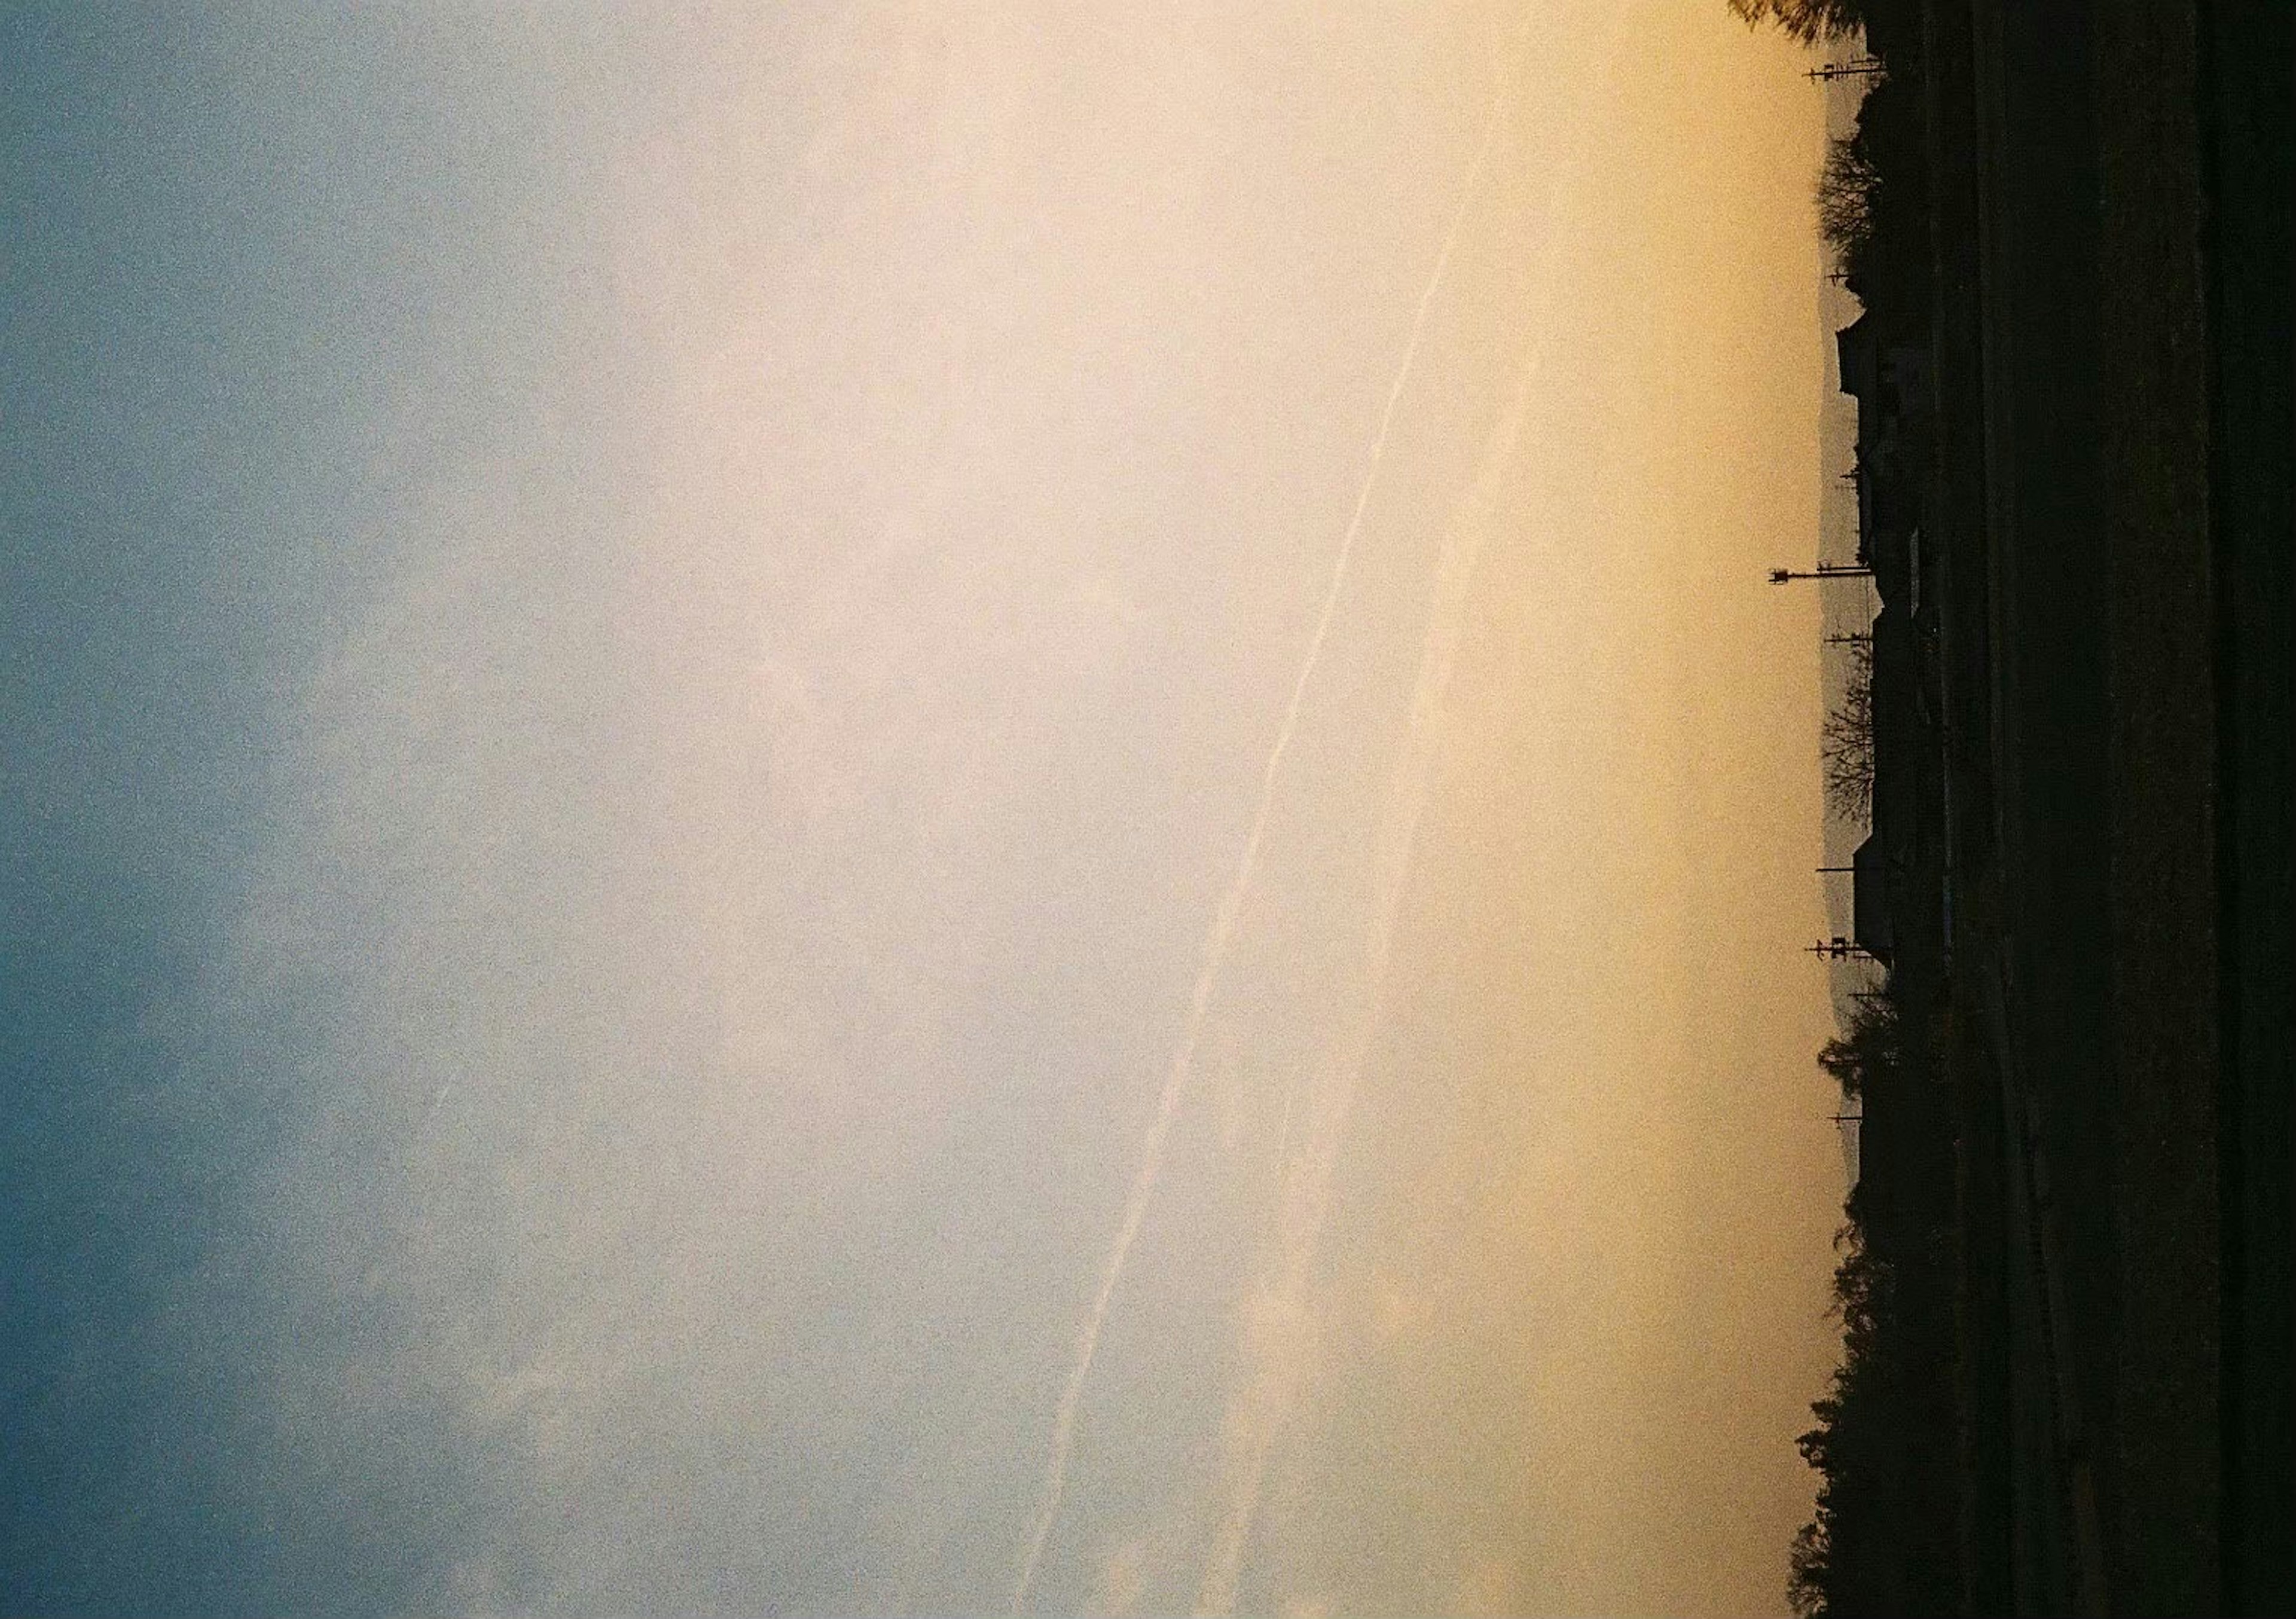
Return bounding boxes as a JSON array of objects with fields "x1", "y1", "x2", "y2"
[{"x1": 5, "y1": 7, "x2": 1840, "y2": 1614}]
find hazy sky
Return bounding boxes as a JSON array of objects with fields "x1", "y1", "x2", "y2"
[{"x1": 4, "y1": 4, "x2": 1839, "y2": 1614}]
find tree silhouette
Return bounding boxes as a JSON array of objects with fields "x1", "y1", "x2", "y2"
[
  {"x1": 1792, "y1": 964, "x2": 1961, "y2": 1617},
  {"x1": 1818, "y1": 988, "x2": 1901, "y2": 1104},
  {"x1": 1816, "y1": 134, "x2": 1883, "y2": 266},
  {"x1": 1821, "y1": 633, "x2": 1876, "y2": 823},
  {"x1": 1726, "y1": 0, "x2": 1868, "y2": 45}
]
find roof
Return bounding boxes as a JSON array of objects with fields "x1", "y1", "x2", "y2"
[
  {"x1": 1852, "y1": 833, "x2": 1895, "y2": 964},
  {"x1": 1836, "y1": 313, "x2": 1879, "y2": 401}
]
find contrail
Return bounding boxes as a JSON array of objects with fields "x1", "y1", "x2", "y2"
[
  {"x1": 1192, "y1": 346, "x2": 1543, "y2": 1619},
  {"x1": 1190, "y1": 14, "x2": 1636, "y2": 1599},
  {"x1": 1008, "y1": 38, "x2": 1531, "y2": 1617}
]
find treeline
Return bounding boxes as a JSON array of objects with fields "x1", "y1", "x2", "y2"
[
  {"x1": 1788, "y1": 991, "x2": 1959, "y2": 1618},
  {"x1": 1733, "y1": 2, "x2": 1932, "y2": 312},
  {"x1": 1730, "y1": 4, "x2": 1965, "y2": 1615}
]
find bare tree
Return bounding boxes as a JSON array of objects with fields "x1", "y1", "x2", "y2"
[
  {"x1": 1822, "y1": 634, "x2": 1875, "y2": 823},
  {"x1": 1815, "y1": 133, "x2": 1883, "y2": 266},
  {"x1": 1818, "y1": 983, "x2": 1900, "y2": 1103},
  {"x1": 1727, "y1": 0, "x2": 1868, "y2": 45}
]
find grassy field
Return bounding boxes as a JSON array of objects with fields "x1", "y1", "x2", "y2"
[
  {"x1": 1911, "y1": 0, "x2": 2291, "y2": 1612},
  {"x1": 2196, "y1": 1, "x2": 2295, "y2": 1607},
  {"x1": 1750, "y1": 3, "x2": 2281, "y2": 1608}
]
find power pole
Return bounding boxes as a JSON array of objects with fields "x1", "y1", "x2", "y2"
[
  {"x1": 1771, "y1": 563, "x2": 1875, "y2": 584},
  {"x1": 1806, "y1": 935, "x2": 1882, "y2": 961},
  {"x1": 1824, "y1": 631, "x2": 1874, "y2": 647},
  {"x1": 1807, "y1": 59, "x2": 1884, "y2": 83}
]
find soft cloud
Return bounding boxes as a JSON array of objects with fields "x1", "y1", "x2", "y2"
[{"x1": 7, "y1": 4, "x2": 1836, "y2": 1615}]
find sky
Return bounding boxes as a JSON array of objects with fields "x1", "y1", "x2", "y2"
[{"x1": 4, "y1": 4, "x2": 1841, "y2": 1614}]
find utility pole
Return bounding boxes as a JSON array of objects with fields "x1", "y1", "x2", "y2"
[
  {"x1": 1807, "y1": 59, "x2": 1884, "y2": 83},
  {"x1": 1806, "y1": 935, "x2": 1882, "y2": 961},
  {"x1": 1771, "y1": 563, "x2": 1875, "y2": 584},
  {"x1": 1824, "y1": 631, "x2": 1874, "y2": 647}
]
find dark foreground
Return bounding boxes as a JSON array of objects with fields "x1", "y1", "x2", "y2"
[{"x1": 1802, "y1": 0, "x2": 2290, "y2": 1613}]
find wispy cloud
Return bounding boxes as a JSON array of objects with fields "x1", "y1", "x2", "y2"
[
  {"x1": 1189, "y1": 345, "x2": 1544, "y2": 1617},
  {"x1": 1184, "y1": 21, "x2": 1645, "y2": 1599},
  {"x1": 1007, "y1": 27, "x2": 1533, "y2": 1611}
]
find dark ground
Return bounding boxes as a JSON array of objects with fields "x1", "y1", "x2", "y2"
[
  {"x1": 1909, "y1": 0, "x2": 2291, "y2": 1612},
  {"x1": 2198, "y1": 5, "x2": 2296, "y2": 1610}
]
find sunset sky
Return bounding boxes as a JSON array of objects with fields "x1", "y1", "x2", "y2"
[{"x1": 5, "y1": 3, "x2": 1842, "y2": 1613}]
